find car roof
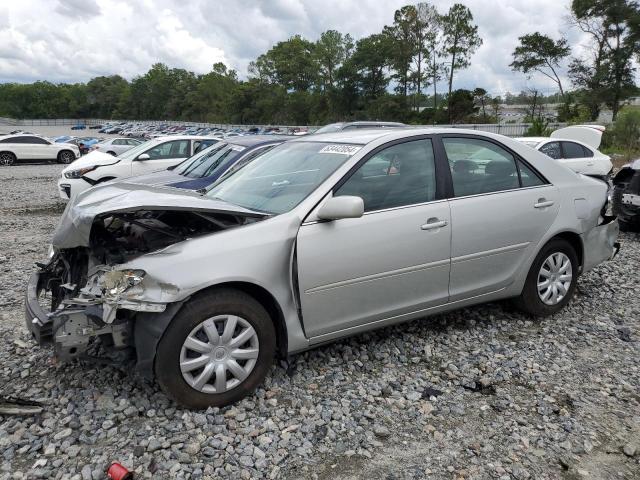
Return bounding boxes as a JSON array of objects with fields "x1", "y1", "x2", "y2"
[
  {"x1": 344, "y1": 121, "x2": 407, "y2": 127},
  {"x1": 154, "y1": 135, "x2": 220, "y2": 141},
  {"x1": 0, "y1": 133, "x2": 48, "y2": 140},
  {"x1": 226, "y1": 135, "x2": 295, "y2": 147},
  {"x1": 514, "y1": 137, "x2": 548, "y2": 143},
  {"x1": 514, "y1": 136, "x2": 596, "y2": 150}
]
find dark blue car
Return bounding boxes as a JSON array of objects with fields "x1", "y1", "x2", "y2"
[{"x1": 124, "y1": 135, "x2": 294, "y2": 191}]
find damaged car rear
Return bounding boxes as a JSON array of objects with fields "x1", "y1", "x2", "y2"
[{"x1": 25, "y1": 130, "x2": 620, "y2": 409}]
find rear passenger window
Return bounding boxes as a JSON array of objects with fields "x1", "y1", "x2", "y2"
[
  {"x1": 443, "y1": 138, "x2": 519, "y2": 197},
  {"x1": 539, "y1": 142, "x2": 562, "y2": 159},
  {"x1": 336, "y1": 139, "x2": 436, "y2": 212},
  {"x1": 562, "y1": 142, "x2": 586, "y2": 159}
]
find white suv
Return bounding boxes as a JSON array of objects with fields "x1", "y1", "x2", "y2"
[
  {"x1": 57, "y1": 136, "x2": 217, "y2": 199},
  {"x1": 0, "y1": 134, "x2": 80, "y2": 165}
]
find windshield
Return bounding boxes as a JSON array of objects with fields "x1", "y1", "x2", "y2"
[
  {"x1": 176, "y1": 143, "x2": 241, "y2": 178},
  {"x1": 206, "y1": 141, "x2": 360, "y2": 214},
  {"x1": 314, "y1": 123, "x2": 344, "y2": 134},
  {"x1": 117, "y1": 139, "x2": 152, "y2": 159}
]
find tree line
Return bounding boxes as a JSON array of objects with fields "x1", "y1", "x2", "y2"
[{"x1": 0, "y1": 0, "x2": 638, "y2": 126}]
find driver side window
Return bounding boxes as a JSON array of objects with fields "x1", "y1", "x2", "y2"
[{"x1": 335, "y1": 139, "x2": 437, "y2": 212}]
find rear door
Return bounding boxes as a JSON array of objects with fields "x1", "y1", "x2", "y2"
[
  {"x1": 441, "y1": 135, "x2": 559, "y2": 301},
  {"x1": 131, "y1": 139, "x2": 191, "y2": 175}
]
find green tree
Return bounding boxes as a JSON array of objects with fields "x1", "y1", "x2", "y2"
[
  {"x1": 570, "y1": 0, "x2": 640, "y2": 120},
  {"x1": 447, "y1": 89, "x2": 477, "y2": 123},
  {"x1": 510, "y1": 33, "x2": 571, "y2": 96},
  {"x1": 315, "y1": 30, "x2": 352, "y2": 90},
  {"x1": 440, "y1": 3, "x2": 482, "y2": 122},
  {"x1": 250, "y1": 35, "x2": 318, "y2": 92},
  {"x1": 351, "y1": 34, "x2": 393, "y2": 99}
]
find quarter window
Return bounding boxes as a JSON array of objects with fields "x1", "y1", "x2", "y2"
[
  {"x1": 539, "y1": 142, "x2": 562, "y2": 160},
  {"x1": 335, "y1": 139, "x2": 437, "y2": 212},
  {"x1": 518, "y1": 160, "x2": 545, "y2": 187},
  {"x1": 443, "y1": 137, "x2": 519, "y2": 197}
]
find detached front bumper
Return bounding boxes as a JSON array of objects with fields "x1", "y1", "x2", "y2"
[{"x1": 25, "y1": 272, "x2": 54, "y2": 344}]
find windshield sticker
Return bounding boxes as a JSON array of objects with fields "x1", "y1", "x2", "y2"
[
  {"x1": 230, "y1": 145, "x2": 246, "y2": 152},
  {"x1": 319, "y1": 144, "x2": 361, "y2": 155}
]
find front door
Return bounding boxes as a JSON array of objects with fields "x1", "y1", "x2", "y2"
[
  {"x1": 131, "y1": 139, "x2": 191, "y2": 175},
  {"x1": 296, "y1": 138, "x2": 451, "y2": 338}
]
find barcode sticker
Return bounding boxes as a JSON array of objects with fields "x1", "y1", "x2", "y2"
[{"x1": 319, "y1": 145, "x2": 361, "y2": 155}]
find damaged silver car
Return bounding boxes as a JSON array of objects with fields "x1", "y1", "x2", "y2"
[{"x1": 26, "y1": 129, "x2": 620, "y2": 409}]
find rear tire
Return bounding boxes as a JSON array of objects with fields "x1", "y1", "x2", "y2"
[
  {"x1": 514, "y1": 238, "x2": 578, "y2": 316},
  {"x1": 57, "y1": 150, "x2": 74, "y2": 164},
  {"x1": 0, "y1": 152, "x2": 16, "y2": 166},
  {"x1": 155, "y1": 288, "x2": 276, "y2": 409}
]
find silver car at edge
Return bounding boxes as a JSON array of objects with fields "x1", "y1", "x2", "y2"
[{"x1": 25, "y1": 128, "x2": 620, "y2": 408}]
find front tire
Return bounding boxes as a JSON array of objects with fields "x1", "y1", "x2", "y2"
[
  {"x1": 514, "y1": 239, "x2": 578, "y2": 316},
  {"x1": 0, "y1": 152, "x2": 16, "y2": 166},
  {"x1": 155, "y1": 289, "x2": 276, "y2": 409},
  {"x1": 57, "y1": 150, "x2": 75, "y2": 164}
]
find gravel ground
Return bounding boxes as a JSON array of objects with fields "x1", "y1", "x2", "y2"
[{"x1": 0, "y1": 164, "x2": 638, "y2": 480}]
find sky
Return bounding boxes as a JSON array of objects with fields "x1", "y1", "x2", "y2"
[{"x1": 0, "y1": 0, "x2": 594, "y2": 96}]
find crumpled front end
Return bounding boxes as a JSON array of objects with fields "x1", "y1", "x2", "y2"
[{"x1": 25, "y1": 183, "x2": 267, "y2": 365}]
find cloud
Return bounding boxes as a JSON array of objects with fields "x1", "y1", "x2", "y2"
[
  {"x1": 55, "y1": 0, "x2": 101, "y2": 19},
  {"x1": 0, "y1": 0, "x2": 614, "y2": 94}
]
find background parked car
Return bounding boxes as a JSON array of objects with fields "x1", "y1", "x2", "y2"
[
  {"x1": 612, "y1": 157, "x2": 640, "y2": 231},
  {"x1": 71, "y1": 123, "x2": 86, "y2": 130},
  {"x1": 125, "y1": 135, "x2": 294, "y2": 191},
  {"x1": 314, "y1": 121, "x2": 407, "y2": 134},
  {"x1": 57, "y1": 135, "x2": 218, "y2": 199},
  {"x1": 0, "y1": 134, "x2": 80, "y2": 165},
  {"x1": 514, "y1": 125, "x2": 612, "y2": 181},
  {"x1": 92, "y1": 137, "x2": 143, "y2": 156}
]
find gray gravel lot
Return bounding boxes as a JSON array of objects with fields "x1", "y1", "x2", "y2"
[{"x1": 0, "y1": 164, "x2": 638, "y2": 480}]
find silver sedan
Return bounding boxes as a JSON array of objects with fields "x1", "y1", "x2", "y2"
[{"x1": 26, "y1": 128, "x2": 620, "y2": 408}]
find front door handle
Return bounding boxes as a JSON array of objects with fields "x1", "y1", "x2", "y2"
[
  {"x1": 534, "y1": 198, "x2": 554, "y2": 209},
  {"x1": 421, "y1": 218, "x2": 448, "y2": 230}
]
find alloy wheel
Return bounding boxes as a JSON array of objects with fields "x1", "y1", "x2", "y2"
[
  {"x1": 60, "y1": 151, "x2": 74, "y2": 164},
  {"x1": 179, "y1": 315, "x2": 259, "y2": 394},
  {"x1": 0, "y1": 153, "x2": 15, "y2": 166},
  {"x1": 537, "y1": 252, "x2": 573, "y2": 306}
]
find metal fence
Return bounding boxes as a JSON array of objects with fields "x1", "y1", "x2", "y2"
[{"x1": 0, "y1": 117, "x2": 568, "y2": 137}]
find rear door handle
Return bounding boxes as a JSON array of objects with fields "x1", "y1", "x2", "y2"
[
  {"x1": 421, "y1": 218, "x2": 448, "y2": 230},
  {"x1": 534, "y1": 198, "x2": 554, "y2": 209}
]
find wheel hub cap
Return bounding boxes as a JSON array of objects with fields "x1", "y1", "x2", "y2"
[
  {"x1": 179, "y1": 315, "x2": 259, "y2": 394},
  {"x1": 537, "y1": 252, "x2": 573, "y2": 306}
]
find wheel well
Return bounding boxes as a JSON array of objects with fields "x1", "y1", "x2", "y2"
[
  {"x1": 552, "y1": 232, "x2": 583, "y2": 269},
  {"x1": 198, "y1": 282, "x2": 288, "y2": 358}
]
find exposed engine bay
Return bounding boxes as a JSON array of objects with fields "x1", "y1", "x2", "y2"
[{"x1": 28, "y1": 208, "x2": 263, "y2": 364}]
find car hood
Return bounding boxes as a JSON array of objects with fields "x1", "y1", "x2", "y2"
[
  {"x1": 551, "y1": 125, "x2": 604, "y2": 149},
  {"x1": 121, "y1": 170, "x2": 186, "y2": 186},
  {"x1": 51, "y1": 182, "x2": 266, "y2": 249},
  {"x1": 61, "y1": 150, "x2": 120, "y2": 172}
]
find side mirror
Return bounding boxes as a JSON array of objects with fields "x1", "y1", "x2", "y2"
[
  {"x1": 137, "y1": 153, "x2": 150, "y2": 161},
  {"x1": 317, "y1": 196, "x2": 364, "y2": 221}
]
